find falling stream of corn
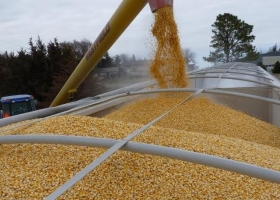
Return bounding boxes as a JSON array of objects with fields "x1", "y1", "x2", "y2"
[
  {"x1": 149, "y1": 6, "x2": 188, "y2": 88},
  {"x1": 0, "y1": 6, "x2": 280, "y2": 199}
]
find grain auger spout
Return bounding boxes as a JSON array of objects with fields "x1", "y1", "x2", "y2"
[
  {"x1": 50, "y1": 0, "x2": 173, "y2": 107},
  {"x1": 148, "y1": 0, "x2": 173, "y2": 12}
]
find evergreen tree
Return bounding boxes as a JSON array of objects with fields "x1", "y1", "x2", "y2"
[
  {"x1": 103, "y1": 52, "x2": 114, "y2": 68},
  {"x1": 96, "y1": 52, "x2": 114, "y2": 68},
  {"x1": 5, "y1": 51, "x2": 32, "y2": 95},
  {"x1": 0, "y1": 52, "x2": 9, "y2": 96},
  {"x1": 47, "y1": 38, "x2": 63, "y2": 73},
  {"x1": 0, "y1": 37, "x2": 106, "y2": 108},
  {"x1": 12, "y1": 50, "x2": 32, "y2": 93},
  {"x1": 272, "y1": 61, "x2": 280, "y2": 73},
  {"x1": 203, "y1": 13, "x2": 258, "y2": 63},
  {"x1": 46, "y1": 42, "x2": 77, "y2": 107},
  {"x1": 28, "y1": 37, "x2": 51, "y2": 102}
]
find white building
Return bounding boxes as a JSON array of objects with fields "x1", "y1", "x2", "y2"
[{"x1": 258, "y1": 52, "x2": 280, "y2": 71}]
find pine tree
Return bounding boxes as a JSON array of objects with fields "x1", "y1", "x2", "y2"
[
  {"x1": 272, "y1": 61, "x2": 280, "y2": 73},
  {"x1": 203, "y1": 13, "x2": 258, "y2": 63}
]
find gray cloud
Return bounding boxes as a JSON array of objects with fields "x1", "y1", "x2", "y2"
[{"x1": 0, "y1": 0, "x2": 279, "y2": 68}]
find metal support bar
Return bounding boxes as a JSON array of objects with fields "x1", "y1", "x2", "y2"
[
  {"x1": 0, "y1": 81, "x2": 155, "y2": 128},
  {"x1": 189, "y1": 70, "x2": 273, "y2": 81},
  {"x1": 1, "y1": 135, "x2": 280, "y2": 185},
  {"x1": 188, "y1": 75, "x2": 280, "y2": 90},
  {"x1": 2, "y1": 87, "x2": 280, "y2": 129},
  {"x1": 129, "y1": 88, "x2": 280, "y2": 106},
  {"x1": 211, "y1": 66, "x2": 264, "y2": 74},
  {"x1": 215, "y1": 63, "x2": 237, "y2": 88},
  {"x1": 50, "y1": 0, "x2": 148, "y2": 107},
  {"x1": 46, "y1": 89, "x2": 204, "y2": 199}
]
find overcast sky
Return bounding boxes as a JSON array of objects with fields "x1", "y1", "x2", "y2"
[{"x1": 0, "y1": 0, "x2": 279, "y2": 68}]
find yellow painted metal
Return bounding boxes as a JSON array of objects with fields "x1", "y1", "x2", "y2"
[{"x1": 50, "y1": 0, "x2": 148, "y2": 107}]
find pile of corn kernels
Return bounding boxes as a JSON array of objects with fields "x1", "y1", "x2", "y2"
[
  {"x1": 106, "y1": 94, "x2": 280, "y2": 148},
  {"x1": 1, "y1": 94, "x2": 280, "y2": 199}
]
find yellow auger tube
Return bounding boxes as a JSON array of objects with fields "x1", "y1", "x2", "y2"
[{"x1": 50, "y1": 0, "x2": 148, "y2": 107}]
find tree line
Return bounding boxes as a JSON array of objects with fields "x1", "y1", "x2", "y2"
[
  {"x1": 2, "y1": 12, "x2": 279, "y2": 109},
  {"x1": 0, "y1": 37, "x2": 138, "y2": 108}
]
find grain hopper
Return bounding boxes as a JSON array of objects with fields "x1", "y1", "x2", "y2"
[{"x1": 0, "y1": 0, "x2": 280, "y2": 199}]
